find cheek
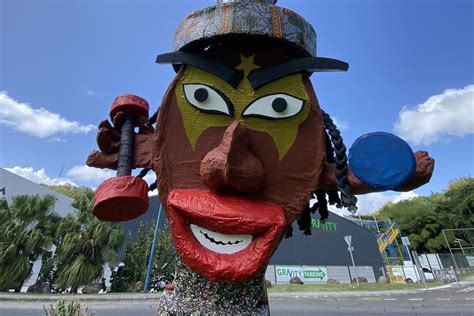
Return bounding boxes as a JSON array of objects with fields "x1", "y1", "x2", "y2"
[
  {"x1": 155, "y1": 93, "x2": 203, "y2": 205},
  {"x1": 155, "y1": 98, "x2": 227, "y2": 201},
  {"x1": 248, "y1": 109, "x2": 325, "y2": 224}
]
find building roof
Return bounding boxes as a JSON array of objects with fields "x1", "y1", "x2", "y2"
[{"x1": 0, "y1": 168, "x2": 75, "y2": 217}]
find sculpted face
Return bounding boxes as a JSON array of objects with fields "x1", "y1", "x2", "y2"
[{"x1": 154, "y1": 48, "x2": 326, "y2": 282}]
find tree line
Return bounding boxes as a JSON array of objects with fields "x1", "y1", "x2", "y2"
[
  {"x1": 367, "y1": 177, "x2": 473, "y2": 253},
  {"x1": 0, "y1": 186, "x2": 175, "y2": 293}
]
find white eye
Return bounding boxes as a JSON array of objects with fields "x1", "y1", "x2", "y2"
[
  {"x1": 242, "y1": 93, "x2": 304, "y2": 119},
  {"x1": 183, "y1": 84, "x2": 233, "y2": 116}
]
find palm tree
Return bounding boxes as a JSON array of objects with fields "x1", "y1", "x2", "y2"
[
  {"x1": 0, "y1": 194, "x2": 59, "y2": 291},
  {"x1": 51, "y1": 191, "x2": 123, "y2": 293}
]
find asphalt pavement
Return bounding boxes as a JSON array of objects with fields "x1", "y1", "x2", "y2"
[{"x1": 1, "y1": 281, "x2": 473, "y2": 316}]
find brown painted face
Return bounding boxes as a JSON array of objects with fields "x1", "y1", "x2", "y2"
[{"x1": 153, "y1": 46, "x2": 326, "y2": 283}]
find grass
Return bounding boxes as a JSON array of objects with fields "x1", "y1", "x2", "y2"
[
  {"x1": 267, "y1": 281, "x2": 444, "y2": 293},
  {"x1": 458, "y1": 271, "x2": 474, "y2": 281},
  {"x1": 43, "y1": 298, "x2": 94, "y2": 316}
]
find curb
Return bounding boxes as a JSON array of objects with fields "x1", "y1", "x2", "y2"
[
  {"x1": 0, "y1": 281, "x2": 469, "y2": 302},
  {"x1": 0, "y1": 293, "x2": 162, "y2": 302}
]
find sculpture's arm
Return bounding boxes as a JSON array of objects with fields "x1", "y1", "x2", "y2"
[
  {"x1": 86, "y1": 112, "x2": 155, "y2": 170},
  {"x1": 319, "y1": 151, "x2": 435, "y2": 194}
]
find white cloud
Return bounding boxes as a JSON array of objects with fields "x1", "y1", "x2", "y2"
[
  {"x1": 66, "y1": 165, "x2": 157, "y2": 190},
  {"x1": 148, "y1": 188, "x2": 158, "y2": 197},
  {"x1": 332, "y1": 117, "x2": 349, "y2": 131},
  {"x1": 82, "y1": 87, "x2": 95, "y2": 96},
  {"x1": 0, "y1": 91, "x2": 96, "y2": 139},
  {"x1": 354, "y1": 191, "x2": 419, "y2": 215},
  {"x1": 312, "y1": 191, "x2": 419, "y2": 216},
  {"x1": 66, "y1": 165, "x2": 115, "y2": 183},
  {"x1": 5, "y1": 166, "x2": 77, "y2": 186},
  {"x1": 394, "y1": 84, "x2": 474, "y2": 145},
  {"x1": 143, "y1": 172, "x2": 156, "y2": 185}
]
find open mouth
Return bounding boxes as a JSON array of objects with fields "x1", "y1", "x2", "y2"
[
  {"x1": 167, "y1": 189, "x2": 286, "y2": 283},
  {"x1": 190, "y1": 224, "x2": 252, "y2": 254}
]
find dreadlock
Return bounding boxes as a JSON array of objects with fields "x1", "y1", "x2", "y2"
[
  {"x1": 137, "y1": 167, "x2": 158, "y2": 192},
  {"x1": 322, "y1": 110, "x2": 358, "y2": 211},
  {"x1": 293, "y1": 109, "x2": 358, "y2": 237}
]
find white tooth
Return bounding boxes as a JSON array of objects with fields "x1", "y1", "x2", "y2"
[{"x1": 190, "y1": 224, "x2": 252, "y2": 254}]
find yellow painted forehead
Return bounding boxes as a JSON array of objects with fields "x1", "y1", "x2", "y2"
[
  {"x1": 236, "y1": 55, "x2": 261, "y2": 77},
  {"x1": 175, "y1": 55, "x2": 310, "y2": 159}
]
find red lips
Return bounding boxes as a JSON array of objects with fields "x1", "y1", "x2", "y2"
[{"x1": 167, "y1": 189, "x2": 286, "y2": 283}]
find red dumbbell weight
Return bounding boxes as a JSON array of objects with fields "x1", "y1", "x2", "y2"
[{"x1": 92, "y1": 95, "x2": 150, "y2": 222}]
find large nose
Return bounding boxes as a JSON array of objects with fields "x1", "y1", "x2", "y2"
[{"x1": 200, "y1": 121, "x2": 265, "y2": 193}]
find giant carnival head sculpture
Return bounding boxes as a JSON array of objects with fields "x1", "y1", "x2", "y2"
[{"x1": 87, "y1": 0, "x2": 434, "y2": 313}]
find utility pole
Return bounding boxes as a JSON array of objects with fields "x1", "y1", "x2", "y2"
[
  {"x1": 144, "y1": 204, "x2": 164, "y2": 292},
  {"x1": 401, "y1": 236, "x2": 414, "y2": 263},
  {"x1": 442, "y1": 229, "x2": 460, "y2": 285},
  {"x1": 411, "y1": 250, "x2": 428, "y2": 291},
  {"x1": 344, "y1": 235, "x2": 359, "y2": 286},
  {"x1": 373, "y1": 216, "x2": 381, "y2": 234}
]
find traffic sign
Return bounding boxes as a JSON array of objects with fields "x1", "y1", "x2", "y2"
[
  {"x1": 401, "y1": 236, "x2": 410, "y2": 246},
  {"x1": 344, "y1": 235, "x2": 352, "y2": 247}
]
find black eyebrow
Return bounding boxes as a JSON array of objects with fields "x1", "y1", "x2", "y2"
[
  {"x1": 247, "y1": 57, "x2": 349, "y2": 90},
  {"x1": 156, "y1": 52, "x2": 244, "y2": 88}
]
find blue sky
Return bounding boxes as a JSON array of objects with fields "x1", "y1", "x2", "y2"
[{"x1": 1, "y1": 0, "x2": 473, "y2": 214}]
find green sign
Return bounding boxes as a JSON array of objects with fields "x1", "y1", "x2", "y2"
[
  {"x1": 303, "y1": 268, "x2": 326, "y2": 280},
  {"x1": 275, "y1": 266, "x2": 328, "y2": 283},
  {"x1": 311, "y1": 218, "x2": 337, "y2": 232}
]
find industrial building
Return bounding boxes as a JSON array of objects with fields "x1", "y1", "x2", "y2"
[
  {"x1": 266, "y1": 212, "x2": 385, "y2": 284},
  {"x1": 0, "y1": 168, "x2": 76, "y2": 291},
  {"x1": 0, "y1": 168, "x2": 75, "y2": 216}
]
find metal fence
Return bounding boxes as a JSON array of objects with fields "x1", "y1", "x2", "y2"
[
  {"x1": 265, "y1": 265, "x2": 376, "y2": 285},
  {"x1": 385, "y1": 252, "x2": 474, "y2": 285}
]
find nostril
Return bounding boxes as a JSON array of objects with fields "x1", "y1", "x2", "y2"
[
  {"x1": 226, "y1": 153, "x2": 264, "y2": 193},
  {"x1": 200, "y1": 122, "x2": 265, "y2": 193}
]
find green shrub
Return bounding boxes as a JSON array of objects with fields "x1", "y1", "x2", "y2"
[{"x1": 43, "y1": 298, "x2": 94, "y2": 316}]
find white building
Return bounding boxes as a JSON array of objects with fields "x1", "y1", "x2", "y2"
[
  {"x1": 0, "y1": 168, "x2": 75, "y2": 291},
  {"x1": 0, "y1": 168, "x2": 75, "y2": 216}
]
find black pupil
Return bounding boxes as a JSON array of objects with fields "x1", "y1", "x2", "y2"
[
  {"x1": 194, "y1": 88, "x2": 208, "y2": 102},
  {"x1": 272, "y1": 97, "x2": 287, "y2": 112}
]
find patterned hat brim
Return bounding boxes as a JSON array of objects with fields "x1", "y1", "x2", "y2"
[{"x1": 173, "y1": 2, "x2": 318, "y2": 57}]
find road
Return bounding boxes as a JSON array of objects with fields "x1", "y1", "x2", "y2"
[
  {"x1": 1, "y1": 284, "x2": 473, "y2": 315},
  {"x1": 270, "y1": 285, "x2": 474, "y2": 315}
]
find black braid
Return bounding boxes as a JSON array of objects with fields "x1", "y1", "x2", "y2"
[
  {"x1": 327, "y1": 190, "x2": 342, "y2": 208},
  {"x1": 138, "y1": 168, "x2": 158, "y2": 193},
  {"x1": 292, "y1": 110, "x2": 358, "y2": 238},
  {"x1": 296, "y1": 204, "x2": 312, "y2": 236},
  {"x1": 312, "y1": 192, "x2": 329, "y2": 221},
  {"x1": 148, "y1": 110, "x2": 158, "y2": 126},
  {"x1": 324, "y1": 132, "x2": 336, "y2": 164},
  {"x1": 148, "y1": 181, "x2": 157, "y2": 192},
  {"x1": 138, "y1": 168, "x2": 151, "y2": 178},
  {"x1": 321, "y1": 110, "x2": 358, "y2": 212}
]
